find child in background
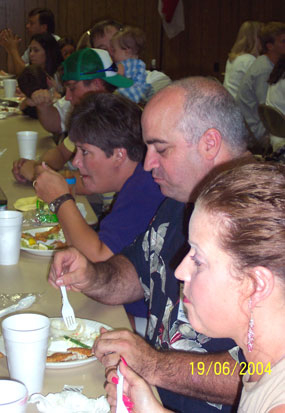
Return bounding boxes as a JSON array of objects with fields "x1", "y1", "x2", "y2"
[{"x1": 110, "y1": 26, "x2": 152, "y2": 103}]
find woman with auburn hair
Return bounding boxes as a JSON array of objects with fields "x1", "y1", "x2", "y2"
[
  {"x1": 224, "y1": 21, "x2": 262, "y2": 98},
  {"x1": 107, "y1": 162, "x2": 285, "y2": 413}
]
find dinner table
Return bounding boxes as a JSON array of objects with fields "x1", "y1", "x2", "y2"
[{"x1": 0, "y1": 98, "x2": 133, "y2": 411}]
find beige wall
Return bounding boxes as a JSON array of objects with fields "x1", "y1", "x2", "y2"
[{"x1": 0, "y1": 0, "x2": 284, "y2": 81}]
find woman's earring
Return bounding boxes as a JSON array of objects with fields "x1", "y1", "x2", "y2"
[{"x1": 247, "y1": 298, "x2": 254, "y2": 352}]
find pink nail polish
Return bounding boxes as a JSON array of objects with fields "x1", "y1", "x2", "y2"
[
  {"x1": 112, "y1": 377, "x2": 118, "y2": 385},
  {"x1": 121, "y1": 356, "x2": 128, "y2": 366},
  {"x1": 123, "y1": 395, "x2": 131, "y2": 403}
]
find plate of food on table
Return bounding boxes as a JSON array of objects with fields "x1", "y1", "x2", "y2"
[
  {"x1": 21, "y1": 224, "x2": 67, "y2": 256},
  {"x1": 0, "y1": 318, "x2": 112, "y2": 369}
]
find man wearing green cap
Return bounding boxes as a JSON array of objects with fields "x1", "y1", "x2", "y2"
[{"x1": 12, "y1": 48, "x2": 133, "y2": 185}]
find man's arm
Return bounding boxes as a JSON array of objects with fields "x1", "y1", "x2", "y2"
[
  {"x1": 31, "y1": 90, "x2": 62, "y2": 134},
  {"x1": 49, "y1": 247, "x2": 144, "y2": 305},
  {"x1": 94, "y1": 329, "x2": 242, "y2": 406},
  {"x1": 12, "y1": 143, "x2": 73, "y2": 183}
]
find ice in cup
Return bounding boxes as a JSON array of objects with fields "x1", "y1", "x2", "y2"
[
  {"x1": 2, "y1": 313, "x2": 50, "y2": 395},
  {"x1": 0, "y1": 210, "x2": 23, "y2": 265},
  {"x1": 17, "y1": 131, "x2": 38, "y2": 160},
  {"x1": 0, "y1": 379, "x2": 28, "y2": 412},
  {"x1": 3, "y1": 79, "x2": 16, "y2": 98}
]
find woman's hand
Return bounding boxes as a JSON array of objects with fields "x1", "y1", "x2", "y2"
[{"x1": 106, "y1": 361, "x2": 169, "y2": 413}]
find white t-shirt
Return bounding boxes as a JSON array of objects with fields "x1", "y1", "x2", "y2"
[
  {"x1": 53, "y1": 97, "x2": 72, "y2": 133},
  {"x1": 223, "y1": 54, "x2": 256, "y2": 99},
  {"x1": 266, "y1": 78, "x2": 285, "y2": 115}
]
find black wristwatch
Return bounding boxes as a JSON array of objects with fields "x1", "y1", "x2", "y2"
[{"x1": 48, "y1": 193, "x2": 75, "y2": 214}]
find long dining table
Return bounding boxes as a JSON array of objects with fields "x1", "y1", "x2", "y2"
[{"x1": 0, "y1": 105, "x2": 132, "y2": 411}]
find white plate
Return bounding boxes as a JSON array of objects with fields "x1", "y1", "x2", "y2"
[
  {"x1": 0, "y1": 318, "x2": 112, "y2": 370},
  {"x1": 21, "y1": 226, "x2": 66, "y2": 257},
  {"x1": 0, "y1": 73, "x2": 14, "y2": 80},
  {"x1": 47, "y1": 318, "x2": 112, "y2": 369}
]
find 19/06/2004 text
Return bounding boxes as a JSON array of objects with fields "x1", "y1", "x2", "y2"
[{"x1": 189, "y1": 361, "x2": 271, "y2": 376}]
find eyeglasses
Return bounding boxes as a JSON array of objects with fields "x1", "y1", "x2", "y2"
[{"x1": 80, "y1": 63, "x2": 118, "y2": 76}]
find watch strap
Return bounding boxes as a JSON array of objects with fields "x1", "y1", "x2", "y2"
[{"x1": 49, "y1": 193, "x2": 75, "y2": 214}]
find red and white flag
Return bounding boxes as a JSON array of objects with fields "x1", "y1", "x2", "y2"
[{"x1": 158, "y1": 0, "x2": 185, "y2": 39}]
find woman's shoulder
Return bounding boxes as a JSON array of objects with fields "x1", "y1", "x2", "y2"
[{"x1": 233, "y1": 54, "x2": 256, "y2": 66}]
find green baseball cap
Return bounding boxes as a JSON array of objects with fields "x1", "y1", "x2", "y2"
[{"x1": 62, "y1": 48, "x2": 133, "y2": 88}]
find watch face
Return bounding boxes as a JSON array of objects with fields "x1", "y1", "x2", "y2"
[{"x1": 49, "y1": 202, "x2": 56, "y2": 213}]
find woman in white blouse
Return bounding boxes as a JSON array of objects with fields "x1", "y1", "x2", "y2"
[{"x1": 224, "y1": 21, "x2": 262, "y2": 98}]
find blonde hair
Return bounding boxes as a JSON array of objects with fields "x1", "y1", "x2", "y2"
[
  {"x1": 229, "y1": 21, "x2": 262, "y2": 62},
  {"x1": 112, "y1": 26, "x2": 145, "y2": 56},
  {"x1": 76, "y1": 30, "x2": 91, "y2": 51}
]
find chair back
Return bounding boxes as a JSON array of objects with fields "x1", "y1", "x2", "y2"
[{"x1": 258, "y1": 104, "x2": 285, "y2": 138}]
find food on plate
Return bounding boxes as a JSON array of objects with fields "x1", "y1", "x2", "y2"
[
  {"x1": 21, "y1": 225, "x2": 67, "y2": 251},
  {"x1": 47, "y1": 347, "x2": 94, "y2": 363},
  {"x1": 47, "y1": 318, "x2": 100, "y2": 363}
]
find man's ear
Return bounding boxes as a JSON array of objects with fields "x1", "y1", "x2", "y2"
[
  {"x1": 113, "y1": 148, "x2": 127, "y2": 165},
  {"x1": 198, "y1": 128, "x2": 222, "y2": 161},
  {"x1": 249, "y1": 266, "x2": 275, "y2": 308}
]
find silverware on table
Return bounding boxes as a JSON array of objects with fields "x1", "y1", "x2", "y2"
[{"x1": 60, "y1": 286, "x2": 77, "y2": 330}]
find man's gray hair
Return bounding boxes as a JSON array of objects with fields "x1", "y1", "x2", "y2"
[{"x1": 170, "y1": 77, "x2": 249, "y2": 155}]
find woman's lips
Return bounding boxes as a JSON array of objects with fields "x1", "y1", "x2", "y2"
[{"x1": 183, "y1": 296, "x2": 190, "y2": 304}]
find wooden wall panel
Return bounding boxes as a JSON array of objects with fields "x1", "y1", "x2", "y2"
[{"x1": 0, "y1": 0, "x2": 284, "y2": 81}]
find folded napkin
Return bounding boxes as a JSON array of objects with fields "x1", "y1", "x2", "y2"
[{"x1": 29, "y1": 388, "x2": 110, "y2": 413}]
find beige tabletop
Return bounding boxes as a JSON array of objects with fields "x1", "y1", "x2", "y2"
[{"x1": 0, "y1": 110, "x2": 132, "y2": 411}]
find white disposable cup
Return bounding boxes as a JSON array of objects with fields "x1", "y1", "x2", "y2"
[
  {"x1": 2, "y1": 313, "x2": 50, "y2": 395},
  {"x1": 3, "y1": 79, "x2": 16, "y2": 98},
  {"x1": 0, "y1": 379, "x2": 28, "y2": 412},
  {"x1": 17, "y1": 131, "x2": 38, "y2": 160},
  {"x1": 0, "y1": 210, "x2": 23, "y2": 265}
]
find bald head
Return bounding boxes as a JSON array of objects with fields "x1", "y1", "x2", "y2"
[
  {"x1": 144, "y1": 76, "x2": 249, "y2": 157},
  {"x1": 142, "y1": 77, "x2": 250, "y2": 203}
]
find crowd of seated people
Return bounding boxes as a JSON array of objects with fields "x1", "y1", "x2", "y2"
[{"x1": 1, "y1": 8, "x2": 285, "y2": 413}]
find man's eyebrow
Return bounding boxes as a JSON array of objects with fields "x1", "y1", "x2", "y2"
[{"x1": 145, "y1": 138, "x2": 167, "y2": 144}]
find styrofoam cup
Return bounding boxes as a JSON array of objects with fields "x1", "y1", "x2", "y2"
[
  {"x1": 0, "y1": 379, "x2": 28, "y2": 412},
  {"x1": 2, "y1": 314, "x2": 50, "y2": 395},
  {"x1": 3, "y1": 79, "x2": 16, "y2": 98},
  {"x1": 17, "y1": 131, "x2": 38, "y2": 160},
  {"x1": 0, "y1": 210, "x2": 23, "y2": 265}
]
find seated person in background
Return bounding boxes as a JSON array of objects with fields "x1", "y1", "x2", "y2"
[
  {"x1": 49, "y1": 77, "x2": 251, "y2": 413},
  {"x1": 58, "y1": 36, "x2": 75, "y2": 60},
  {"x1": 34, "y1": 91, "x2": 164, "y2": 319},
  {"x1": 90, "y1": 19, "x2": 171, "y2": 100},
  {"x1": 223, "y1": 21, "x2": 262, "y2": 98},
  {"x1": 107, "y1": 162, "x2": 285, "y2": 413},
  {"x1": 12, "y1": 48, "x2": 133, "y2": 190},
  {"x1": 0, "y1": 7, "x2": 59, "y2": 76},
  {"x1": 266, "y1": 54, "x2": 285, "y2": 151},
  {"x1": 17, "y1": 64, "x2": 48, "y2": 118},
  {"x1": 110, "y1": 25, "x2": 152, "y2": 103},
  {"x1": 90, "y1": 19, "x2": 124, "y2": 55},
  {"x1": 236, "y1": 21, "x2": 285, "y2": 151}
]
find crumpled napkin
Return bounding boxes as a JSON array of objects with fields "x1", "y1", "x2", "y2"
[{"x1": 29, "y1": 388, "x2": 110, "y2": 413}]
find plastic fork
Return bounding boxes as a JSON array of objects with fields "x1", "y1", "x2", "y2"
[{"x1": 60, "y1": 286, "x2": 77, "y2": 330}]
